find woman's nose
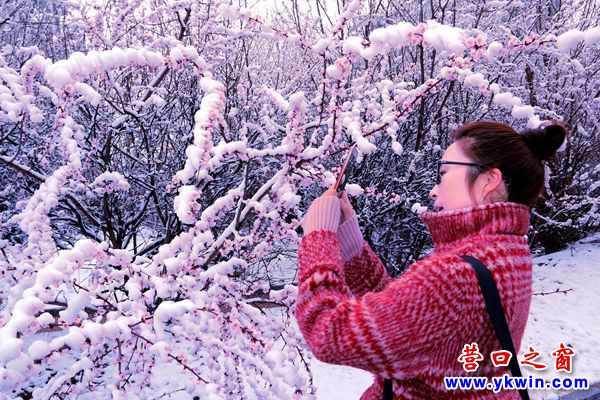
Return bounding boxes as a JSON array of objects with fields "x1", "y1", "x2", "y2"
[{"x1": 429, "y1": 186, "x2": 438, "y2": 200}]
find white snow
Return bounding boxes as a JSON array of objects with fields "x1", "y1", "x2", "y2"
[
  {"x1": 263, "y1": 86, "x2": 289, "y2": 111},
  {"x1": 312, "y1": 38, "x2": 331, "y2": 53},
  {"x1": 62, "y1": 327, "x2": 87, "y2": 350},
  {"x1": 422, "y1": 20, "x2": 465, "y2": 54},
  {"x1": 173, "y1": 185, "x2": 202, "y2": 225},
  {"x1": 28, "y1": 340, "x2": 52, "y2": 360},
  {"x1": 512, "y1": 104, "x2": 535, "y2": 119},
  {"x1": 218, "y1": 3, "x2": 240, "y2": 19},
  {"x1": 556, "y1": 29, "x2": 585, "y2": 53},
  {"x1": 527, "y1": 115, "x2": 542, "y2": 129},
  {"x1": 169, "y1": 47, "x2": 184, "y2": 63},
  {"x1": 59, "y1": 291, "x2": 91, "y2": 324},
  {"x1": 391, "y1": 141, "x2": 403, "y2": 155},
  {"x1": 0, "y1": 338, "x2": 23, "y2": 363},
  {"x1": 489, "y1": 83, "x2": 501, "y2": 94},
  {"x1": 211, "y1": 140, "x2": 247, "y2": 166},
  {"x1": 154, "y1": 300, "x2": 194, "y2": 339},
  {"x1": 345, "y1": 184, "x2": 364, "y2": 196},
  {"x1": 326, "y1": 64, "x2": 343, "y2": 79},
  {"x1": 439, "y1": 66, "x2": 455, "y2": 79},
  {"x1": 492, "y1": 92, "x2": 515, "y2": 106},
  {"x1": 342, "y1": 36, "x2": 365, "y2": 54},
  {"x1": 45, "y1": 67, "x2": 72, "y2": 89},
  {"x1": 463, "y1": 72, "x2": 486, "y2": 87},
  {"x1": 344, "y1": 20, "x2": 480, "y2": 58},
  {"x1": 90, "y1": 171, "x2": 130, "y2": 194},
  {"x1": 486, "y1": 41, "x2": 504, "y2": 60},
  {"x1": 390, "y1": 22, "x2": 415, "y2": 47},
  {"x1": 583, "y1": 26, "x2": 600, "y2": 46},
  {"x1": 175, "y1": 75, "x2": 225, "y2": 184},
  {"x1": 289, "y1": 91, "x2": 307, "y2": 113},
  {"x1": 145, "y1": 94, "x2": 166, "y2": 107},
  {"x1": 410, "y1": 202, "x2": 429, "y2": 214},
  {"x1": 368, "y1": 28, "x2": 389, "y2": 53}
]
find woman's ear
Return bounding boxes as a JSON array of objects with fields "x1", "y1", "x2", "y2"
[{"x1": 482, "y1": 168, "x2": 504, "y2": 201}]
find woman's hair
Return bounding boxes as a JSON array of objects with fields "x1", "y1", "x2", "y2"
[{"x1": 452, "y1": 121, "x2": 568, "y2": 207}]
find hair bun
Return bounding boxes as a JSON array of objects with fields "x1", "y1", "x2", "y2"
[{"x1": 521, "y1": 124, "x2": 567, "y2": 162}]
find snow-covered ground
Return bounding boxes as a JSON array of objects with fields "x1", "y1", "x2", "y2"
[{"x1": 307, "y1": 232, "x2": 600, "y2": 399}]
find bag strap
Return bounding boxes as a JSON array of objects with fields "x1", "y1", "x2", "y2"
[
  {"x1": 381, "y1": 255, "x2": 531, "y2": 400},
  {"x1": 382, "y1": 378, "x2": 393, "y2": 400},
  {"x1": 460, "y1": 254, "x2": 530, "y2": 400}
]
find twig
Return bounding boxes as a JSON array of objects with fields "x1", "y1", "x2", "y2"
[
  {"x1": 130, "y1": 331, "x2": 209, "y2": 384},
  {"x1": 533, "y1": 288, "x2": 573, "y2": 296}
]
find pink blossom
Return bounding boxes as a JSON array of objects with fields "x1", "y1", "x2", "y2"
[
  {"x1": 470, "y1": 48, "x2": 482, "y2": 61},
  {"x1": 177, "y1": 354, "x2": 188, "y2": 363},
  {"x1": 475, "y1": 34, "x2": 487, "y2": 47},
  {"x1": 508, "y1": 37, "x2": 520, "y2": 47},
  {"x1": 478, "y1": 81, "x2": 489, "y2": 95}
]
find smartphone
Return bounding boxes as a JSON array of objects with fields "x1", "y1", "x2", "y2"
[{"x1": 334, "y1": 144, "x2": 358, "y2": 197}]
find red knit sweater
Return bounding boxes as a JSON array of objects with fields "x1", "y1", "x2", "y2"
[{"x1": 296, "y1": 201, "x2": 532, "y2": 399}]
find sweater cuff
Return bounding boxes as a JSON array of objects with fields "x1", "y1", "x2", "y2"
[
  {"x1": 298, "y1": 230, "x2": 344, "y2": 283},
  {"x1": 338, "y1": 213, "x2": 363, "y2": 262},
  {"x1": 303, "y1": 195, "x2": 341, "y2": 235}
]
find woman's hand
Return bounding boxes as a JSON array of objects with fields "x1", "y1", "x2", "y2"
[
  {"x1": 322, "y1": 186, "x2": 338, "y2": 197},
  {"x1": 325, "y1": 186, "x2": 355, "y2": 225},
  {"x1": 302, "y1": 185, "x2": 342, "y2": 235},
  {"x1": 339, "y1": 190, "x2": 355, "y2": 224}
]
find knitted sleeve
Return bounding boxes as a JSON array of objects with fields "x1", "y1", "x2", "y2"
[
  {"x1": 302, "y1": 195, "x2": 341, "y2": 235},
  {"x1": 296, "y1": 229, "x2": 460, "y2": 377},
  {"x1": 337, "y1": 213, "x2": 363, "y2": 261},
  {"x1": 337, "y1": 213, "x2": 393, "y2": 296}
]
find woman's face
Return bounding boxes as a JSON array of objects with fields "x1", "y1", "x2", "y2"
[{"x1": 429, "y1": 141, "x2": 505, "y2": 212}]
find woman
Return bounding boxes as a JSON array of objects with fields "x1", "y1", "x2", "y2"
[{"x1": 296, "y1": 121, "x2": 567, "y2": 399}]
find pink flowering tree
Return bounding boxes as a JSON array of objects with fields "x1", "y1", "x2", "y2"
[{"x1": 0, "y1": 0, "x2": 598, "y2": 398}]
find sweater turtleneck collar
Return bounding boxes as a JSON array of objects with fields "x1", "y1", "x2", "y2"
[{"x1": 418, "y1": 201, "x2": 530, "y2": 248}]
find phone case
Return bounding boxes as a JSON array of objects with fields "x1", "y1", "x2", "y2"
[{"x1": 334, "y1": 144, "x2": 358, "y2": 195}]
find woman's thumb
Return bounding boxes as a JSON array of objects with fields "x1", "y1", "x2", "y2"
[
  {"x1": 340, "y1": 191, "x2": 353, "y2": 210},
  {"x1": 340, "y1": 190, "x2": 349, "y2": 204}
]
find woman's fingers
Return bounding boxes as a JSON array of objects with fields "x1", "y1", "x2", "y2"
[
  {"x1": 340, "y1": 190, "x2": 350, "y2": 205},
  {"x1": 340, "y1": 191, "x2": 352, "y2": 209},
  {"x1": 323, "y1": 185, "x2": 338, "y2": 197},
  {"x1": 340, "y1": 191, "x2": 354, "y2": 222}
]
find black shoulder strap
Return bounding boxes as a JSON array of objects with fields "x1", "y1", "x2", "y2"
[
  {"x1": 382, "y1": 378, "x2": 393, "y2": 400},
  {"x1": 460, "y1": 254, "x2": 530, "y2": 400}
]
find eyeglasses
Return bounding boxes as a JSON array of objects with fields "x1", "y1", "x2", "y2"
[
  {"x1": 436, "y1": 160, "x2": 512, "y2": 192},
  {"x1": 435, "y1": 160, "x2": 489, "y2": 185}
]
